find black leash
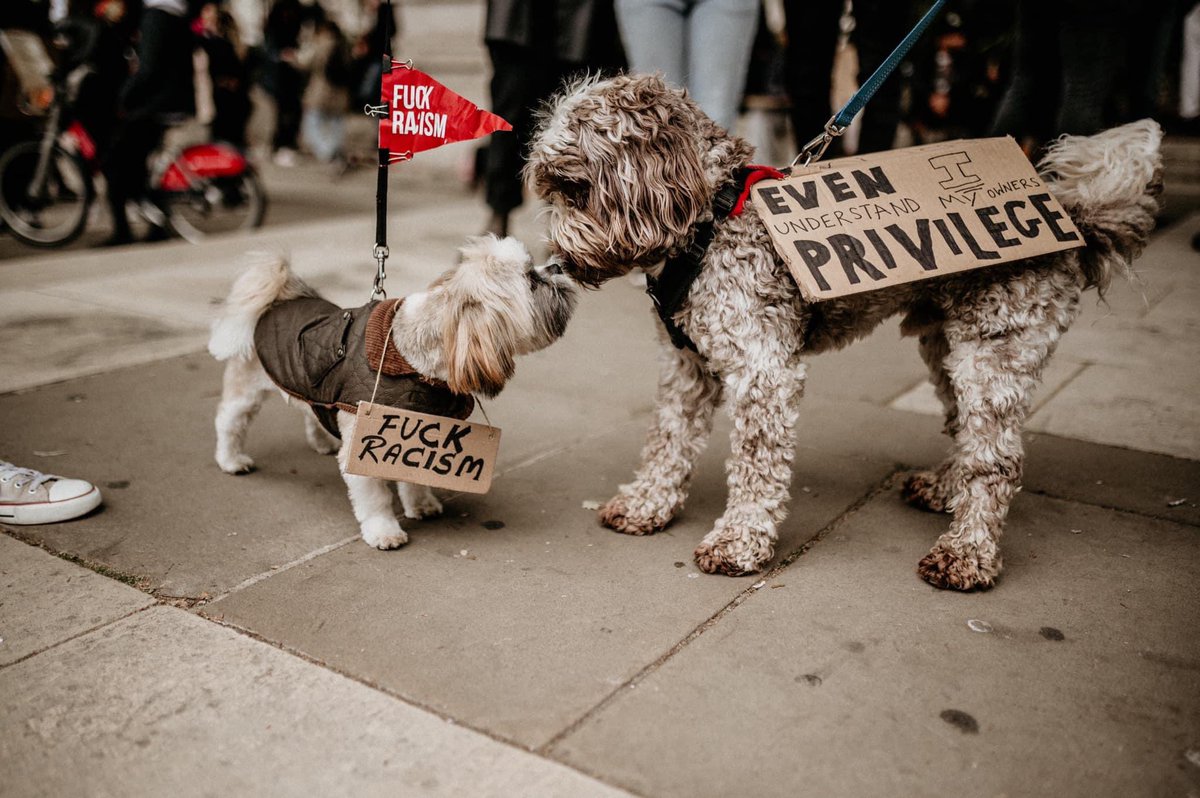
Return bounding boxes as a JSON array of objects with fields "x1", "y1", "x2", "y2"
[{"x1": 370, "y1": 0, "x2": 394, "y2": 299}]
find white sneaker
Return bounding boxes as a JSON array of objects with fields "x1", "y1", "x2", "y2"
[
  {"x1": 0, "y1": 461, "x2": 102, "y2": 525},
  {"x1": 272, "y1": 148, "x2": 298, "y2": 168}
]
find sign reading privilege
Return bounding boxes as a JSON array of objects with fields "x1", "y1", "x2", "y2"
[{"x1": 751, "y1": 137, "x2": 1085, "y2": 301}]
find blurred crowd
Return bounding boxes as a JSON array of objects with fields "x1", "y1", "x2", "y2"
[{"x1": 1, "y1": 0, "x2": 1198, "y2": 242}]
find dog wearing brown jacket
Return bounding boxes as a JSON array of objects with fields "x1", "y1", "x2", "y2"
[{"x1": 209, "y1": 236, "x2": 577, "y2": 549}]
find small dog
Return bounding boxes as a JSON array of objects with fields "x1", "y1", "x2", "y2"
[
  {"x1": 208, "y1": 235, "x2": 577, "y2": 549},
  {"x1": 527, "y1": 73, "x2": 1161, "y2": 589}
]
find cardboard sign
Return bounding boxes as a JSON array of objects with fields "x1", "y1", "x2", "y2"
[
  {"x1": 344, "y1": 402, "x2": 501, "y2": 494},
  {"x1": 751, "y1": 137, "x2": 1085, "y2": 301}
]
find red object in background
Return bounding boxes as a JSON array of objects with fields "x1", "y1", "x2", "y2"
[
  {"x1": 65, "y1": 122, "x2": 97, "y2": 162},
  {"x1": 379, "y1": 63, "x2": 511, "y2": 161},
  {"x1": 159, "y1": 143, "x2": 247, "y2": 191}
]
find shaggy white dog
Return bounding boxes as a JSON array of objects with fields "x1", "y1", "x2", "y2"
[
  {"x1": 208, "y1": 236, "x2": 577, "y2": 549},
  {"x1": 527, "y1": 74, "x2": 1161, "y2": 589}
]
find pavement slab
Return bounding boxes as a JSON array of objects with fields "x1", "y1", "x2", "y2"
[
  {"x1": 549, "y1": 490, "x2": 1200, "y2": 798},
  {"x1": 1027, "y1": 361, "x2": 1200, "y2": 459},
  {"x1": 200, "y1": 420, "x2": 897, "y2": 750},
  {"x1": 0, "y1": 534, "x2": 154, "y2": 666},
  {"x1": 0, "y1": 605, "x2": 631, "y2": 798},
  {"x1": 0, "y1": 355, "x2": 358, "y2": 598}
]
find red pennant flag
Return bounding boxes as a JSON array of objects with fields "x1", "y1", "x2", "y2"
[{"x1": 379, "y1": 63, "x2": 511, "y2": 160}]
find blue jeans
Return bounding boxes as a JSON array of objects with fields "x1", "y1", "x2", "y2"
[
  {"x1": 301, "y1": 109, "x2": 345, "y2": 163},
  {"x1": 615, "y1": 0, "x2": 759, "y2": 132}
]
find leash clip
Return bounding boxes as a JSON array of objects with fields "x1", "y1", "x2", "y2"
[
  {"x1": 790, "y1": 116, "x2": 846, "y2": 169},
  {"x1": 371, "y1": 245, "x2": 390, "y2": 299}
]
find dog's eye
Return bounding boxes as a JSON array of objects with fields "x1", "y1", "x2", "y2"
[{"x1": 555, "y1": 177, "x2": 589, "y2": 208}]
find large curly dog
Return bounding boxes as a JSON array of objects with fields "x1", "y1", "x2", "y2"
[{"x1": 527, "y1": 73, "x2": 1161, "y2": 589}]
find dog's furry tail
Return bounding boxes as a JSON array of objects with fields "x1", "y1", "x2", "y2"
[
  {"x1": 208, "y1": 252, "x2": 315, "y2": 361},
  {"x1": 1038, "y1": 119, "x2": 1163, "y2": 295}
]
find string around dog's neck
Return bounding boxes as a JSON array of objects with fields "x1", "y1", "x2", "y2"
[
  {"x1": 645, "y1": 165, "x2": 785, "y2": 351},
  {"x1": 365, "y1": 296, "x2": 491, "y2": 425}
]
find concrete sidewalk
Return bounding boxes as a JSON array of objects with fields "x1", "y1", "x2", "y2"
[
  {"x1": 1, "y1": 0, "x2": 1199, "y2": 787},
  {"x1": 2, "y1": 174, "x2": 1198, "y2": 794}
]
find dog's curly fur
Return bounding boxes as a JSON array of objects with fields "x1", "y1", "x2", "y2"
[
  {"x1": 208, "y1": 236, "x2": 577, "y2": 550},
  {"x1": 527, "y1": 74, "x2": 1162, "y2": 589}
]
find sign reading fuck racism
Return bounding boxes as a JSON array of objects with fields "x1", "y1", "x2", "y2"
[{"x1": 751, "y1": 137, "x2": 1085, "y2": 301}]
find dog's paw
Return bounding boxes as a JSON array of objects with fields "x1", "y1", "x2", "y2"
[
  {"x1": 361, "y1": 517, "x2": 409, "y2": 550},
  {"x1": 308, "y1": 438, "x2": 339, "y2": 456},
  {"x1": 693, "y1": 524, "x2": 775, "y2": 576},
  {"x1": 902, "y1": 471, "x2": 953, "y2": 513},
  {"x1": 598, "y1": 493, "x2": 675, "y2": 536},
  {"x1": 917, "y1": 545, "x2": 1000, "y2": 591},
  {"x1": 216, "y1": 453, "x2": 256, "y2": 475},
  {"x1": 402, "y1": 491, "x2": 443, "y2": 520}
]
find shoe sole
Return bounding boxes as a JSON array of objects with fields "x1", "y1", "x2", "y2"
[{"x1": 0, "y1": 487, "x2": 102, "y2": 525}]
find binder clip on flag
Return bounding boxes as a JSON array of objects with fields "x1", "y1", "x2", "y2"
[{"x1": 349, "y1": 55, "x2": 512, "y2": 493}]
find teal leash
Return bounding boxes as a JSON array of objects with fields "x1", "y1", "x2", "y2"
[{"x1": 791, "y1": 0, "x2": 948, "y2": 167}]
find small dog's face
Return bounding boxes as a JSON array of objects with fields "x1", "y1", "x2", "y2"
[
  {"x1": 526, "y1": 74, "x2": 722, "y2": 286},
  {"x1": 425, "y1": 235, "x2": 577, "y2": 397}
]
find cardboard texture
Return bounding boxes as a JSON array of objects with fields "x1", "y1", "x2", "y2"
[
  {"x1": 751, "y1": 137, "x2": 1084, "y2": 301},
  {"x1": 344, "y1": 402, "x2": 500, "y2": 493}
]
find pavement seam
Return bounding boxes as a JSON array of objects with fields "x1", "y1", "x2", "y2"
[
  {"x1": 1020, "y1": 488, "x2": 1200, "y2": 528},
  {"x1": 492, "y1": 418, "x2": 649, "y2": 479},
  {"x1": 0, "y1": 527, "x2": 153, "y2": 590},
  {"x1": 0, "y1": 348, "x2": 209, "y2": 398},
  {"x1": 0, "y1": 603, "x2": 158, "y2": 671},
  {"x1": 536, "y1": 468, "x2": 904, "y2": 758},
  {"x1": 193, "y1": 612, "x2": 647, "y2": 798},
  {"x1": 23, "y1": 286, "x2": 213, "y2": 328},
  {"x1": 1027, "y1": 360, "x2": 1091, "y2": 416},
  {"x1": 204, "y1": 534, "x2": 361, "y2": 605}
]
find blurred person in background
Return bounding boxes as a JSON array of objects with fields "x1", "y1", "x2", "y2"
[
  {"x1": 0, "y1": 0, "x2": 55, "y2": 155},
  {"x1": 616, "y1": 0, "x2": 756, "y2": 133},
  {"x1": 262, "y1": 0, "x2": 306, "y2": 166},
  {"x1": 783, "y1": 0, "x2": 913, "y2": 155},
  {"x1": 1177, "y1": 1, "x2": 1199, "y2": 134},
  {"x1": 102, "y1": 0, "x2": 198, "y2": 245},
  {"x1": 990, "y1": 0, "x2": 1174, "y2": 154},
  {"x1": 197, "y1": 1, "x2": 251, "y2": 147},
  {"x1": 350, "y1": 0, "x2": 397, "y2": 110},
  {"x1": 905, "y1": 2, "x2": 1013, "y2": 144},
  {"x1": 299, "y1": 17, "x2": 351, "y2": 164},
  {"x1": 480, "y1": 0, "x2": 623, "y2": 237}
]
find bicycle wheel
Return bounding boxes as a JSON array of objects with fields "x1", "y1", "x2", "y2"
[
  {"x1": 164, "y1": 168, "x2": 267, "y2": 243},
  {"x1": 0, "y1": 141, "x2": 93, "y2": 247}
]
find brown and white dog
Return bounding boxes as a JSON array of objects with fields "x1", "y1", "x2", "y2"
[
  {"x1": 208, "y1": 236, "x2": 577, "y2": 550},
  {"x1": 527, "y1": 73, "x2": 1161, "y2": 589}
]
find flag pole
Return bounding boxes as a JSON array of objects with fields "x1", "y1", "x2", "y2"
[{"x1": 371, "y1": 0, "x2": 394, "y2": 299}]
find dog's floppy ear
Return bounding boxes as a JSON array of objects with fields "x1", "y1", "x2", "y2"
[
  {"x1": 443, "y1": 300, "x2": 516, "y2": 398},
  {"x1": 441, "y1": 236, "x2": 526, "y2": 397}
]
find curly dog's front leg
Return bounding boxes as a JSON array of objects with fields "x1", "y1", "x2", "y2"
[
  {"x1": 694, "y1": 361, "x2": 804, "y2": 576},
  {"x1": 600, "y1": 342, "x2": 723, "y2": 536}
]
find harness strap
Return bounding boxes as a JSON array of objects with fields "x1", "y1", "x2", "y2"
[{"x1": 646, "y1": 165, "x2": 785, "y2": 351}]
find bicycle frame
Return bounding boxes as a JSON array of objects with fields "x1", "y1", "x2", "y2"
[{"x1": 25, "y1": 63, "x2": 94, "y2": 202}]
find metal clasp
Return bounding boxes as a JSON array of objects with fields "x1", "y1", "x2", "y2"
[
  {"x1": 363, "y1": 103, "x2": 388, "y2": 118},
  {"x1": 789, "y1": 116, "x2": 847, "y2": 169},
  {"x1": 371, "y1": 245, "x2": 390, "y2": 299}
]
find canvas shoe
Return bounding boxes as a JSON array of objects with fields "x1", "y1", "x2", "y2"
[{"x1": 0, "y1": 461, "x2": 102, "y2": 525}]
